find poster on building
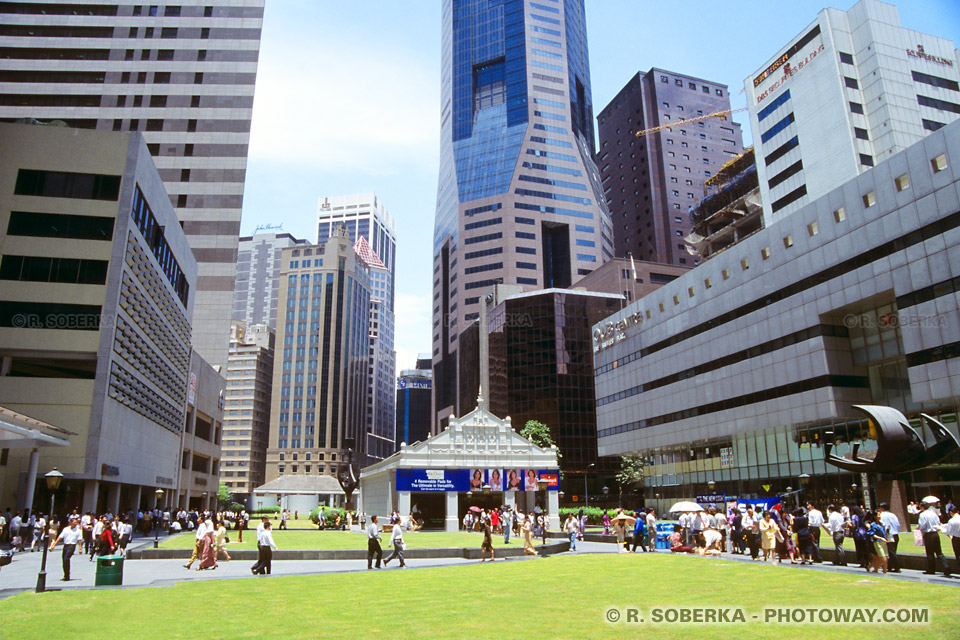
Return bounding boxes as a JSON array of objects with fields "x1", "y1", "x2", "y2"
[
  {"x1": 537, "y1": 470, "x2": 559, "y2": 489},
  {"x1": 396, "y1": 468, "x2": 470, "y2": 492},
  {"x1": 486, "y1": 469, "x2": 504, "y2": 491},
  {"x1": 720, "y1": 446, "x2": 734, "y2": 468},
  {"x1": 469, "y1": 469, "x2": 484, "y2": 490},
  {"x1": 505, "y1": 469, "x2": 522, "y2": 491}
]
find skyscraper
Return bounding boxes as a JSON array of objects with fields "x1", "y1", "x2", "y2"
[
  {"x1": 432, "y1": 0, "x2": 613, "y2": 429},
  {"x1": 233, "y1": 232, "x2": 308, "y2": 330},
  {"x1": 745, "y1": 0, "x2": 960, "y2": 225},
  {"x1": 0, "y1": 0, "x2": 266, "y2": 369},
  {"x1": 597, "y1": 69, "x2": 743, "y2": 265}
]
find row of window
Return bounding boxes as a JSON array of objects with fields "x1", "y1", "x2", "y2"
[{"x1": 660, "y1": 74, "x2": 724, "y2": 96}]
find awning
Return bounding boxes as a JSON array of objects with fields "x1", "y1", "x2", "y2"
[{"x1": 0, "y1": 406, "x2": 71, "y2": 449}]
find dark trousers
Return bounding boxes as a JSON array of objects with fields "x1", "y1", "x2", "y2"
[
  {"x1": 61, "y1": 543, "x2": 75, "y2": 580},
  {"x1": 384, "y1": 541, "x2": 405, "y2": 566},
  {"x1": 923, "y1": 531, "x2": 950, "y2": 575},
  {"x1": 367, "y1": 538, "x2": 382, "y2": 568},
  {"x1": 82, "y1": 529, "x2": 93, "y2": 554},
  {"x1": 631, "y1": 533, "x2": 646, "y2": 552},
  {"x1": 252, "y1": 544, "x2": 272, "y2": 574},
  {"x1": 832, "y1": 531, "x2": 847, "y2": 566},
  {"x1": 887, "y1": 534, "x2": 900, "y2": 571},
  {"x1": 810, "y1": 527, "x2": 822, "y2": 562},
  {"x1": 746, "y1": 531, "x2": 759, "y2": 559}
]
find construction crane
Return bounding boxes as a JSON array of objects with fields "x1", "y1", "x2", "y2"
[{"x1": 634, "y1": 106, "x2": 749, "y2": 138}]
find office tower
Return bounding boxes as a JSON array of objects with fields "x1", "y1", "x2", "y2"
[
  {"x1": 233, "y1": 232, "x2": 308, "y2": 330},
  {"x1": 0, "y1": 122, "x2": 196, "y2": 512},
  {"x1": 745, "y1": 0, "x2": 960, "y2": 225},
  {"x1": 0, "y1": 1, "x2": 266, "y2": 369},
  {"x1": 571, "y1": 257, "x2": 689, "y2": 303},
  {"x1": 395, "y1": 354, "x2": 432, "y2": 450},
  {"x1": 432, "y1": 0, "x2": 613, "y2": 429},
  {"x1": 223, "y1": 321, "x2": 274, "y2": 505},
  {"x1": 593, "y1": 118, "x2": 960, "y2": 514},
  {"x1": 265, "y1": 226, "x2": 371, "y2": 481},
  {"x1": 178, "y1": 350, "x2": 225, "y2": 512},
  {"x1": 597, "y1": 69, "x2": 743, "y2": 266},
  {"x1": 317, "y1": 194, "x2": 397, "y2": 463}
]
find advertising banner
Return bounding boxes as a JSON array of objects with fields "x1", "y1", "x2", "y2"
[{"x1": 396, "y1": 468, "x2": 559, "y2": 492}]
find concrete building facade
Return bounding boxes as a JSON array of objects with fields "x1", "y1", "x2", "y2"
[
  {"x1": 0, "y1": 0, "x2": 266, "y2": 368},
  {"x1": 745, "y1": 0, "x2": 960, "y2": 225},
  {"x1": 598, "y1": 68, "x2": 743, "y2": 266},
  {"x1": 177, "y1": 349, "x2": 224, "y2": 512},
  {"x1": 233, "y1": 232, "x2": 307, "y2": 331}
]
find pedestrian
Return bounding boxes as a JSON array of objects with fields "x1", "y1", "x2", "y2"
[
  {"x1": 184, "y1": 515, "x2": 210, "y2": 569},
  {"x1": 117, "y1": 517, "x2": 133, "y2": 556},
  {"x1": 564, "y1": 513, "x2": 578, "y2": 551},
  {"x1": 850, "y1": 506, "x2": 871, "y2": 569},
  {"x1": 250, "y1": 520, "x2": 277, "y2": 575},
  {"x1": 279, "y1": 509, "x2": 287, "y2": 530},
  {"x1": 502, "y1": 507, "x2": 513, "y2": 544},
  {"x1": 522, "y1": 515, "x2": 538, "y2": 556},
  {"x1": 97, "y1": 518, "x2": 116, "y2": 557},
  {"x1": 30, "y1": 513, "x2": 46, "y2": 552},
  {"x1": 9, "y1": 512, "x2": 22, "y2": 552},
  {"x1": 631, "y1": 510, "x2": 646, "y2": 552},
  {"x1": 792, "y1": 508, "x2": 813, "y2": 565},
  {"x1": 866, "y1": 511, "x2": 888, "y2": 574},
  {"x1": 806, "y1": 502, "x2": 824, "y2": 563},
  {"x1": 742, "y1": 507, "x2": 759, "y2": 560},
  {"x1": 918, "y1": 497, "x2": 951, "y2": 577},
  {"x1": 602, "y1": 511, "x2": 611, "y2": 535},
  {"x1": 366, "y1": 515, "x2": 383, "y2": 569},
  {"x1": 759, "y1": 511, "x2": 777, "y2": 562},
  {"x1": 215, "y1": 519, "x2": 231, "y2": 562},
  {"x1": 578, "y1": 508, "x2": 586, "y2": 541},
  {"x1": 48, "y1": 516, "x2": 82, "y2": 581},
  {"x1": 613, "y1": 517, "x2": 628, "y2": 553},
  {"x1": 826, "y1": 504, "x2": 847, "y2": 566},
  {"x1": 480, "y1": 518, "x2": 495, "y2": 562},
  {"x1": 198, "y1": 518, "x2": 218, "y2": 570},
  {"x1": 384, "y1": 517, "x2": 406, "y2": 568},
  {"x1": 944, "y1": 505, "x2": 960, "y2": 570},
  {"x1": 877, "y1": 502, "x2": 902, "y2": 573}
]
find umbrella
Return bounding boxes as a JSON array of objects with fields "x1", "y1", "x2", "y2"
[
  {"x1": 668, "y1": 501, "x2": 704, "y2": 514},
  {"x1": 921, "y1": 495, "x2": 940, "y2": 504},
  {"x1": 469, "y1": 506, "x2": 482, "y2": 513},
  {"x1": 609, "y1": 513, "x2": 636, "y2": 526}
]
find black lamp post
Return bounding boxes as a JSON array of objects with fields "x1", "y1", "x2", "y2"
[
  {"x1": 585, "y1": 463, "x2": 595, "y2": 507},
  {"x1": 154, "y1": 489, "x2": 164, "y2": 549},
  {"x1": 36, "y1": 467, "x2": 63, "y2": 593},
  {"x1": 799, "y1": 474, "x2": 811, "y2": 507},
  {"x1": 538, "y1": 479, "x2": 549, "y2": 546}
]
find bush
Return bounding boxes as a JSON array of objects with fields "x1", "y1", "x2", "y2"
[
  {"x1": 559, "y1": 506, "x2": 615, "y2": 525},
  {"x1": 249, "y1": 506, "x2": 280, "y2": 516},
  {"x1": 309, "y1": 507, "x2": 349, "y2": 527},
  {"x1": 228, "y1": 502, "x2": 244, "y2": 513}
]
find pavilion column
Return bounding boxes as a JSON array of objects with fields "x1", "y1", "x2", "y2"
[
  {"x1": 504, "y1": 491, "x2": 516, "y2": 509},
  {"x1": 547, "y1": 491, "x2": 560, "y2": 530},
  {"x1": 397, "y1": 491, "x2": 411, "y2": 517},
  {"x1": 82, "y1": 479, "x2": 99, "y2": 513},
  {"x1": 21, "y1": 448, "x2": 39, "y2": 513},
  {"x1": 445, "y1": 491, "x2": 459, "y2": 532}
]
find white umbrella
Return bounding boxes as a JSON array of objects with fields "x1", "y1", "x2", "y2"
[
  {"x1": 668, "y1": 501, "x2": 704, "y2": 514},
  {"x1": 921, "y1": 495, "x2": 940, "y2": 504}
]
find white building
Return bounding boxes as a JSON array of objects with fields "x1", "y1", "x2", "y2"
[
  {"x1": 360, "y1": 396, "x2": 560, "y2": 532},
  {"x1": 745, "y1": 0, "x2": 960, "y2": 225},
  {"x1": 233, "y1": 232, "x2": 307, "y2": 330}
]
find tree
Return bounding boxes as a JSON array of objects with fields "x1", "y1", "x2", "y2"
[
  {"x1": 520, "y1": 419, "x2": 561, "y2": 460},
  {"x1": 616, "y1": 454, "x2": 645, "y2": 492},
  {"x1": 217, "y1": 480, "x2": 233, "y2": 508}
]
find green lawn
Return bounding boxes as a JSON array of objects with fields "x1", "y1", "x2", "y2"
[
  {"x1": 160, "y1": 529, "x2": 500, "y2": 551},
  {"x1": 2, "y1": 554, "x2": 956, "y2": 639}
]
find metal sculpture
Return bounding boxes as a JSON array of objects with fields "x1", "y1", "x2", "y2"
[
  {"x1": 825, "y1": 404, "x2": 960, "y2": 473},
  {"x1": 337, "y1": 438, "x2": 359, "y2": 510}
]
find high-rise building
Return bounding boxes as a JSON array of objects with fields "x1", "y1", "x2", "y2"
[
  {"x1": 233, "y1": 232, "x2": 307, "y2": 330},
  {"x1": 395, "y1": 354, "x2": 432, "y2": 451},
  {"x1": 223, "y1": 321, "x2": 274, "y2": 505},
  {"x1": 745, "y1": 0, "x2": 960, "y2": 225},
  {"x1": 265, "y1": 226, "x2": 371, "y2": 481},
  {"x1": 432, "y1": 0, "x2": 613, "y2": 430},
  {"x1": 0, "y1": 122, "x2": 196, "y2": 513},
  {"x1": 0, "y1": 0, "x2": 266, "y2": 369},
  {"x1": 178, "y1": 350, "x2": 225, "y2": 512},
  {"x1": 597, "y1": 69, "x2": 743, "y2": 266}
]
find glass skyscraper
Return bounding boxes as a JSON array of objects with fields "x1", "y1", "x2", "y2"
[{"x1": 432, "y1": 0, "x2": 613, "y2": 429}]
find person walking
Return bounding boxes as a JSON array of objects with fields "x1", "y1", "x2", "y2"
[
  {"x1": 825, "y1": 504, "x2": 847, "y2": 566},
  {"x1": 919, "y1": 498, "x2": 951, "y2": 577},
  {"x1": 806, "y1": 502, "x2": 824, "y2": 563},
  {"x1": 279, "y1": 509, "x2": 288, "y2": 530},
  {"x1": 215, "y1": 519, "x2": 231, "y2": 562},
  {"x1": 502, "y1": 507, "x2": 513, "y2": 544},
  {"x1": 480, "y1": 518, "x2": 495, "y2": 562},
  {"x1": 564, "y1": 513, "x2": 578, "y2": 551},
  {"x1": 384, "y1": 518, "x2": 406, "y2": 568},
  {"x1": 759, "y1": 511, "x2": 777, "y2": 562},
  {"x1": 646, "y1": 509, "x2": 658, "y2": 552},
  {"x1": 116, "y1": 518, "x2": 133, "y2": 556},
  {"x1": 792, "y1": 508, "x2": 813, "y2": 565},
  {"x1": 877, "y1": 502, "x2": 901, "y2": 573},
  {"x1": 250, "y1": 520, "x2": 277, "y2": 575},
  {"x1": 30, "y1": 514, "x2": 46, "y2": 552},
  {"x1": 631, "y1": 510, "x2": 646, "y2": 552},
  {"x1": 742, "y1": 507, "x2": 759, "y2": 560},
  {"x1": 866, "y1": 512, "x2": 888, "y2": 574},
  {"x1": 184, "y1": 515, "x2": 210, "y2": 569},
  {"x1": 522, "y1": 515, "x2": 538, "y2": 556},
  {"x1": 944, "y1": 505, "x2": 960, "y2": 571},
  {"x1": 613, "y1": 517, "x2": 628, "y2": 553},
  {"x1": 48, "y1": 516, "x2": 82, "y2": 581},
  {"x1": 366, "y1": 515, "x2": 383, "y2": 569}
]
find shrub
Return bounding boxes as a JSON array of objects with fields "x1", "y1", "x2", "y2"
[
  {"x1": 309, "y1": 507, "x2": 348, "y2": 526},
  {"x1": 559, "y1": 506, "x2": 611, "y2": 525},
  {"x1": 249, "y1": 506, "x2": 280, "y2": 516}
]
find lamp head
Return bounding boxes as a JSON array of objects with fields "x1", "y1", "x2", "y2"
[{"x1": 45, "y1": 468, "x2": 63, "y2": 492}]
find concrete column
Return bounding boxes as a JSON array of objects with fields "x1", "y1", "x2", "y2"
[
  {"x1": 547, "y1": 491, "x2": 560, "y2": 530},
  {"x1": 445, "y1": 491, "x2": 459, "y2": 532},
  {"x1": 131, "y1": 485, "x2": 142, "y2": 513},
  {"x1": 82, "y1": 479, "x2": 99, "y2": 513},
  {"x1": 106, "y1": 482, "x2": 120, "y2": 515},
  {"x1": 22, "y1": 448, "x2": 39, "y2": 513},
  {"x1": 397, "y1": 491, "x2": 411, "y2": 516},
  {"x1": 504, "y1": 491, "x2": 516, "y2": 509}
]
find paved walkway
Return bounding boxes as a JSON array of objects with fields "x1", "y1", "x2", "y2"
[{"x1": 1, "y1": 536, "x2": 955, "y2": 599}]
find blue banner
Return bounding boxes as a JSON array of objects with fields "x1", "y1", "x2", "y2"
[{"x1": 396, "y1": 468, "x2": 559, "y2": 492}]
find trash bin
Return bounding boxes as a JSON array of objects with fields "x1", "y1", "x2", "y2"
[{"x1": 95, "y1": 555, "x2": 124, "y2": 586}]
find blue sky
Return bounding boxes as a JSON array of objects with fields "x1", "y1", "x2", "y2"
[{"x1": 240, "y1": 0, "x2": 960, "y2": 371}]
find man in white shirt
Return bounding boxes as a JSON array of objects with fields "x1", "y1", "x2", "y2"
[
  {"x1": 741, "y1": 507, "x2": 759, "y2": 560},
  {"x1": 250, "y1": 519, "x2": 277, "y2": 575},
  {"x1": 502, "y1": 508, "x2": 513, "y2": 544},
  {"x1": 918, "y1": 498, "x2": 950, "y2": 577},
  {"x1": 678, "y1": 512, "x2": 690, "y2": 545},
  {"x1": 9, "y1": 512, "x2": 22, "y2": 551},
  {"x1": 826, "y1": 504, "x2": 847, "y2": 566},
  {"x1": 877, "y1": 502, "x2": 902, "y2": 573},
  {"x1": 184, "y1": 515, "x2": 211, "y2": 569},
  {"x1": 366, "y1": 515, "x2": 383, "y2": 569},
  {"x1": 49, "y1": 517, "x2": 82, "y2": 581},
  {"x1": 944, "y1": 505, "x2": 960, "y2": 571},
  {"x1": 646, "y1": 509, "x2": 658, "y2": 552},
  {"x1": 805, "y1": 502, "x2": 824, "y2": 563},
  {"x1": 383, "y1": 518, "x2": 406, "y2": 567}
]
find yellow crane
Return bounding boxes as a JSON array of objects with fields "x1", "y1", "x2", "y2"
[{"x1": 634, "y1": 106, "x2": 749, "y2": 138}]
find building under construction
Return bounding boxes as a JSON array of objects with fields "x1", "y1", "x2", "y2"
[{"x1": 685, "y1": 147, "x2": 762, "y2": 260}]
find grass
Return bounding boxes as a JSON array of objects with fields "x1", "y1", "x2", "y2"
[
  {"x1": 1, "y1": 554, "x2": 956, "y2": 639},
  {"x1": 159, "y1": 529, "x2": 504, "y2": 551}
]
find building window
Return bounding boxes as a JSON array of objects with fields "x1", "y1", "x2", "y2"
[
  {"x1": 761, "y1": 247, "x2": 771, "y2": 260},
  {"x1": 854, "y1": 127, "x2": 869, "y2": 140},
  {"x1": 783, "y1": 235, "x2": 793, "y2": 248},
  {"x1": 849, "y1": 101, "x2": 864, "y2": 114},
  {"x1": 844, "y1": 77, "x2": 859, "y2": 89},
  {"x1": 740, "y1": 258, "x2": 749, "y2": 271},
  {"x1": 672, "y1": 295, "x2": 679, "y2": 305},
  {"x1": 895, "y1": 173, "x2": 910, "y2": 192},
  {"x1": 688, "y1": 286, "x2": 695, "y2": 298},
  {"x1": 859, "y1": 153, "x2": 874, "y2": 167},
  {"x1": 839, "y1": 51, "x2": 854, "y2": 65},
  {"x1": 862, "y1": 191, "x2": 876, "y2": 208},
  {"x1": 932, "y1": 154, "x2": 948, "y2": 173},
  {"x1": 807, "y1": 221, "x2": 818, "y2": 237},
  {"x1": 704, "y1": 277, "x2": 712, "y2": 289},
  {"x1": 661, "y1": 75, "x2": 668, "y2": 83},
  {"x1": 833, "y1": 207, "x2": 846, "y2": 223},
  {"x1": 675, "y1": 79, "x2": 682, "y2": 86},
  {"x1": 721, "y1": 269, "x2": 730, "y2": 280}
]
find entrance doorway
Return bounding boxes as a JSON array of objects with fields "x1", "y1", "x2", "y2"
[{"x1": 411, "y1": 492, "x2": 445, "y2": 529}]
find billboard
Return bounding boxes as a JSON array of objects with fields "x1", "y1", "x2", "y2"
[{"x1": 396, "y1": 468, "x2": 559, "y2": 492}]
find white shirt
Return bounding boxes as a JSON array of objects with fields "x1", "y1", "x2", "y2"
[
  {"x1": 257, "y1": 527, "x2": 277, "y2": 549},
  {"x1": 121, "y1": 522, "x2": 133, "y2": 536},
  {"x1": 879, "y1": 511, "x2": 901, "y2": 535},
  {"x1": 390, "y1": 523, "x2": 404, "y2": 545},
  {"x1": 806, "y1": 508, "x2": 824, "y2": 528},
  {"x1": 942, "y1": 513, "x2": 960, "y2": 538},
  {"x1": 57, "y1": 525, "x2": 83, "y2": 545},
  {"x1": 366, "y1": 522, "x2": 380, "y2": 539},
  {"x1": 646, "y1": 513, "x2": 656, "y2": 529},
  {"x1": 827, "y1": 511, "x2": 845, "y2": 534},
  {"x1": 92, "y1": 520, "x2": 104, "y2": 537},
  {"x1": 917, "y1": 507, "x2": 941, "y2": 533},
  {"x1": 195, "y1": 519, "x2": 212, "y2": 540},
  {"x1": 741, "y1": 513, "x2": 757, "y2": 531}
]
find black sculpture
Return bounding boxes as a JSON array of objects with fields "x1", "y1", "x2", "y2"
[
  {"x1": 337, "y1": 438, "x2": 359, "y2": 510},
  {"x1": 825, "y1": 404, "x2": 960, "y2": 473}
]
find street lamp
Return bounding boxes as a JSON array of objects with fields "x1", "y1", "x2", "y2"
[
  {"x1": 482, "y1": 483, "x2": 490, "y2": 496},
  {"x1": 585, "y1": 463, "x2": 595, "y2": 508},
  {"x1": 154, "y1": 489, "x2": 164, "y2": 549},
  {"x1": 799, "y1": 474, "x2": 811, "y2": 506},
  {"x1": 538, "y1": 479, "x2": 549, "y2": 547},
  {"x1": 36, "y1": 467, "x2": 63, "y2": 593}
]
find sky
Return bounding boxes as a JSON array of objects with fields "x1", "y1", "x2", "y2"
[{"x1": 240, "y1": 0, "x2": 960, "y2": 372}]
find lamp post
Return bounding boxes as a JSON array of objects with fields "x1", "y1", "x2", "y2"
[
  {"x1": 538, "y1": 479, "x2": 549, "y2": 547},
  {"x1": 585, "y1": 463, "x2": 595, "y2": 508},
  {"x1": 36, "y1": 467, "x2": 63, "y2": 593},
  {"x1": 799, "y1": 474, "x2": 811, "y2": 508},
  {"x1": 154, "y1": 489, "x2": 164, "y2": 549}
]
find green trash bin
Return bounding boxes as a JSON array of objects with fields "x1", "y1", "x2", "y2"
[{"x1": 95, "y1": 555, "x2": 124, "y2": 586}]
